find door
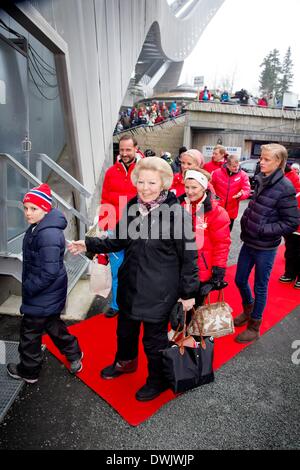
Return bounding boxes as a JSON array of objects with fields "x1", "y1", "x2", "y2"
[{"x1": 0, "y1": 33, "x2": 30, "y2": 239}]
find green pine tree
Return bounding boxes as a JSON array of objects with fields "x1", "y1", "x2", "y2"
[
  {"x1": 278, "y1": 47, "x2": 294, "y2": 99},
  {"x1": 259, "y1": 48, "x2": 282, "y2": 96}
]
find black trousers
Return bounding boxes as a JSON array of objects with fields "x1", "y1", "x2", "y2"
[
  {"x1": 18, "y1": 315, "x2": 81, "y2": 379},
  {"x1": 116, "y1": 313, "x2": 169, "y2": 387},
  {"x1": 284, "y1": 233, "x2": 300, "y2": 279}
]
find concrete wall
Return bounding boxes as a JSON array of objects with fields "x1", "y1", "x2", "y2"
[
  {"x1": 187, "y1": 102, "x2": 300, "y2": 135},
  {"x1": 114, "y1": 117, "x2": 185, "y2": 160},
  {"x1": 185, "y1": 102, "x2": 300, "y2": 160}
]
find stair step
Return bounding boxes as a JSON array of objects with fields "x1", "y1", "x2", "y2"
[
  {"x1": 0, "y1": 277, "x2": 95, "y2": 321},
  {"x1": 0, "y1": 340, "x2": 24, "y2": 423},
  {"x1": 0, "y1": 341, "x2": 47, "y2": 423},
  {"x1": 6, "y1": 233, "x2": 24, "y2": 256},
  {"x1": 0, "y1": 296, "x2": 21, "y2": 316},
  {"x1": 2, "y1": 233, "x2": 90, "y2": 295},
  {"x1": 64, "y1": 252, "x2": 90, "y2": 293}
]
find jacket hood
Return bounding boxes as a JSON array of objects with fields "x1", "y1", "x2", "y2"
[{"x1": 32, "y1": 208, "x2": 67, "y2": 234}]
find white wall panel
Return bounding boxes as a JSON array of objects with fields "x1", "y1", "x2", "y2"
[
  {"x1": 80, "y1": 0, "x2": 105, "y2": 183},
  {"x1": 105, "y1": 0, "x2": 122, "y2": 124},
  {"x1": 93, "y1": 0, "x2": 112, "y2": 157},
  {"x1": 16, "y1": 0, "x2": 225, "y2": 214},
  {"x1": 119, "y1": 0, "x2": 134, "y2": 99}
]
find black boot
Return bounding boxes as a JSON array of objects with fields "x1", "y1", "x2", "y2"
[
  {"x1": 135, "y1": 381, "x2": 169, "y2": 401},
  {"x1": 100, "y1": 357, "x2": 138, "y2": 379}
]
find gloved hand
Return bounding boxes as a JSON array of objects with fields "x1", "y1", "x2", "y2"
[
  {"x1": 199, "y1": 281, "x2": 214, "y2": 296},
  {"x1": 211, "y1": 266, "x2": 228, "y2": 291},
  {"x1": 170, "y1": 302, "x2": 184, "y2": 330}
]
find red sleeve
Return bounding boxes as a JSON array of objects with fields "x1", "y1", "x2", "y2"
[
  {"x1": 98, "y1": 171, "x2": 113, "y2": 230},
  {"x1": 240, "y1": 171, "x2": 251, "y2": 200},
  {"x1": 208, "y1": 206, "x2": 231, "y2": 268}
]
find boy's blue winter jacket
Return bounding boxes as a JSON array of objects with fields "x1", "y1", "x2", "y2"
[{"x1": 21, "y1": 208, "x2": 68, "y2": 316}]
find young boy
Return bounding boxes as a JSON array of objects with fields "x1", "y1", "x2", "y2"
[{"x1": 7, "y1": 184, "x2": 83, "y2": 383}]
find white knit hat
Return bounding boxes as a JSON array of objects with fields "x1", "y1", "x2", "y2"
[{"x1": 184, "y1": 170, "x2": 208, "y2": 189}]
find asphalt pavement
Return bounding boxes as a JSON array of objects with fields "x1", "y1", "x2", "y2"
[{"x1": 0, "y1": 201, "x2": 299, "y2": 450}]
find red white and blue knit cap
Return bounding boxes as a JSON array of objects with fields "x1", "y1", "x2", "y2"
[{"x1": 23, "y1": 183, "x2": 52, "y2": 213}]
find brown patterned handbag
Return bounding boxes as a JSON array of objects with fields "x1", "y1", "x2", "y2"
[{"x1": 188, "y1": 290, "x2": 235, "y2": 338}]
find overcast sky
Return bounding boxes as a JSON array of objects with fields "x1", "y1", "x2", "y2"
[{"x1": 180, "y1": 0, "x2": 300, "y2": 97}]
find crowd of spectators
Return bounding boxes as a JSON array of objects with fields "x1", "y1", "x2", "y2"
[
  {"x1": 198, "y1": 86, "x2": 281, "y2": 108},
  {"x1": 113, "y1": 86, "x2": 293, "y2": 135},
  {"x1": 114, "y1": 100, "x2": 187, "y2": 134}
]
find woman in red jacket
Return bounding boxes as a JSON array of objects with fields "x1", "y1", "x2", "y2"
[
  {"x1": 179, "y1": 169, "x2": 231, "y2": 305},
  {"x1": 170, "y1": 149, "x2": 205, "y2": 197},
  {"x1": 211, "y1": 154, "x2": 251, "y2": 231}
]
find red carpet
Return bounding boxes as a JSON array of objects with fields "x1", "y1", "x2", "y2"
[{"x1": 43, "y1": 245, "x2": 299, "y2": 426}]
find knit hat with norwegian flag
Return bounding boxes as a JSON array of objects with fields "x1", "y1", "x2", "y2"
[{"x1": 23, "y1": 184, "x2": 52, "y2": 213}]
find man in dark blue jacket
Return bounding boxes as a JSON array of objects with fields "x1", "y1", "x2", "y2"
[{"x1": 7, "y1": 184, "x2": 83, "y2": 383}]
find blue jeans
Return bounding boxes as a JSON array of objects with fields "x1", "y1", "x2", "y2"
[
  {"x1": 235, "y1": 244, "x2": 277, "y2": 320},
  {"x1": 108, "y1": 251, "x2": 124, "y2": 311}
]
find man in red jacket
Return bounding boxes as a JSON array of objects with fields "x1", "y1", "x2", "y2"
[
  {"x1": 98, "y1": 135, "x2": 140, "y2": 317},
  {"x1": 204, "y1": 145, "x2": 228, "y2": 174}
]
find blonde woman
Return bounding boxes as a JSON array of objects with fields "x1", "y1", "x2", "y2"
[
  {"x1": 234, "y1": 144, "x2": 299, "y2": 343},
  {"x1": 68, "y1": 157, "x2": 199, "y2": 401},
  {"x1": 171, "y1": 149, "x2": 205, "y2": 197}
]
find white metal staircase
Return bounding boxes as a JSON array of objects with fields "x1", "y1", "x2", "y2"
[
  {"x1": 0, "y1": 152, "x2": 92, "y2": 304},
  {"x1": 2, "y1": 233, "x2": 89, "y2": 294}
]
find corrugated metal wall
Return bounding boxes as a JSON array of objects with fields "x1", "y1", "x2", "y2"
[{"x1": 14, "y1": 0, "x2": 225, "y2": 215}]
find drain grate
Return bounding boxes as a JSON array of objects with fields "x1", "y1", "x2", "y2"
[{"x1": 0, "y1": 340, "x2": 24, "y2": 423}]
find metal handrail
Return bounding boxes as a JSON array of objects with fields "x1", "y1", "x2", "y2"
[
  {"x1": 33, "y1": 152, "x2": 91, "y2": 239},
  {"x1": 0, "y1": 153, "x2": 92, "y2": 253},
  {"x1": 33, "y1": 153, "x2": 91, "y2": 197}
]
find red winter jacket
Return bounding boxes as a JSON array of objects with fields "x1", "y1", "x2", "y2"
[
  {"x1": 203, "y1": 158, "x2": 227, "y2": 174},
  {"x1": 98, "y1": 160, "x2": 137, "y2": 230},
  {"x1": 170, "y1": 172, "x2": 185, "y2": 197},
  {"x1": 285, "y1": 169, "x2": 300, "y2": 233},
  {"x1": 180, "y1": 191, "x2": 231, "y2": 282},
  {"x1": 199, "y1": 89, "x2": 211, "y2": 101},
  {"x1": 211, "y1": 166, "x2": 251, "y2": 220}
]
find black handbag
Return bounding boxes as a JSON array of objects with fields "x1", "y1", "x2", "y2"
[{"x1": 162, "y1": 312, "x2": 214, "y2": 394}]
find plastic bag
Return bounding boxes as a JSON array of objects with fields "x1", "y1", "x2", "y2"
[{"x1": 89, "y1": 256, "x2": 112, "y2": 298}]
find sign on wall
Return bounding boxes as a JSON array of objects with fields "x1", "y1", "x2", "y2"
[
  {"x1": 202, "y1": 145, "x2": 242, "y2": 158},
  {"x1": 194, "y1": 76, "x2": 204, "y2": 87},
  {"x1": 282, "y1": 92, "x2": 298, "y2": 108}
]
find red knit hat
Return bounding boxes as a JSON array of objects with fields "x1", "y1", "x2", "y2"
[{"x1": 23, "y1": 184, "x2": 52, "y2": 213}]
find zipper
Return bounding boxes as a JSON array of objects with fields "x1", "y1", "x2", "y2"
[
  {"x1": 225, "y1": 175, "x2": 231, "y2": 209},
  {"x1": 201, "y1": 252, "x2": 208, "y2": 269}
]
